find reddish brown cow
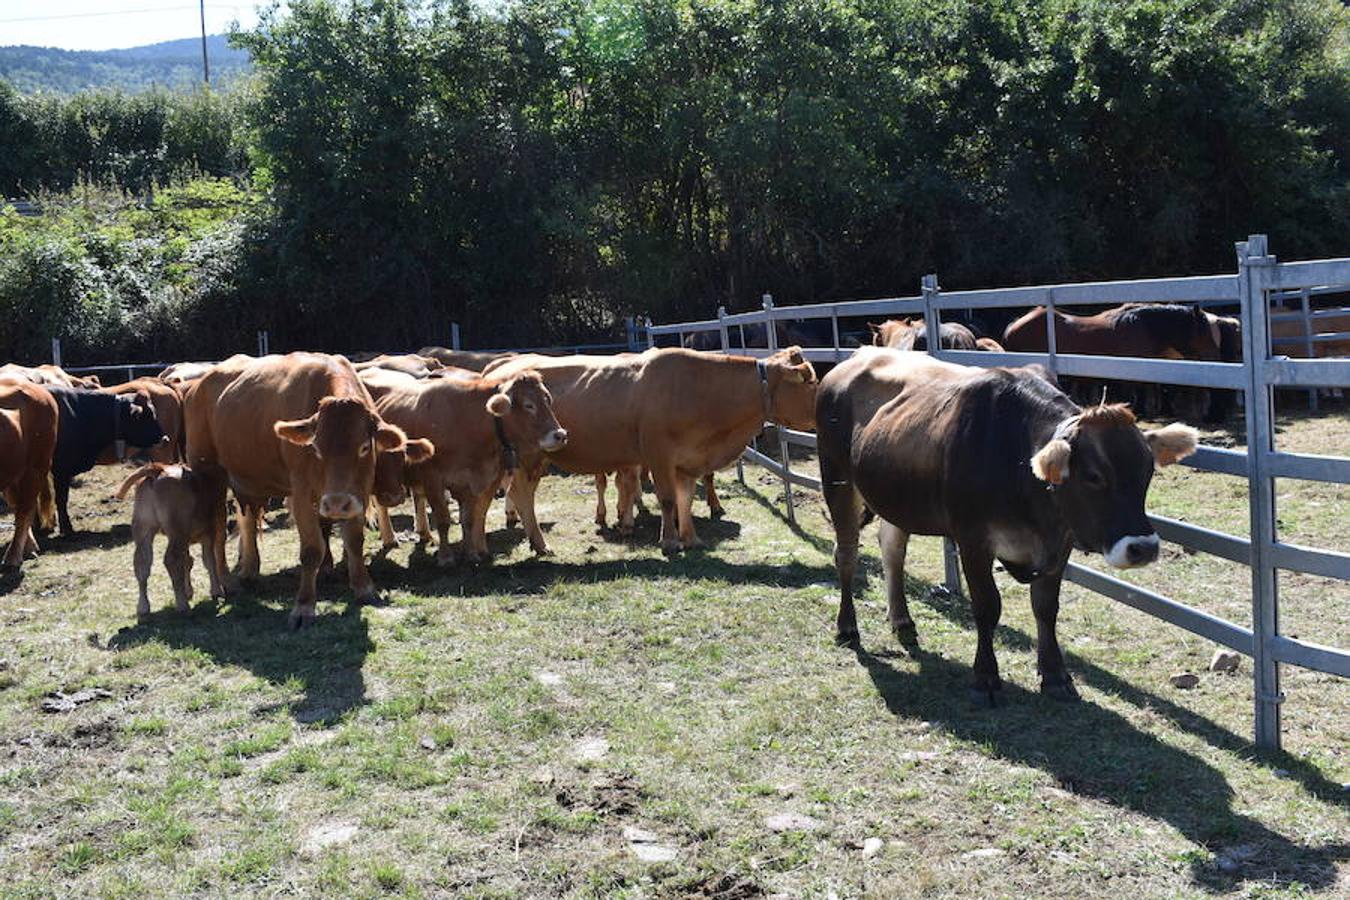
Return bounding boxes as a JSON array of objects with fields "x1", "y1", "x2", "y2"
[
  {"x1": 184, "y1": 352, "x2": 417, "y2": 627},
  {"x1": 100, "y1": 377, "x2": 184, "y2": 463},
  {"x1": 1002, "y1": 304, "x2": 1224, "y2": 359},
  {"x1": 484, "y1": 347, "x2": 817, "y2": 553},
  {"x1": 368, "y1": 368, "x2": 567, "y2": 564},
  {"x1": 0, "y1": 381, "x2": 58, "y2": 573}
]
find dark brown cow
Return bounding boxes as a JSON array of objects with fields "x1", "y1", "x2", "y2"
[
  {"x1": 485, "y1": 347, "x2": 817, "y2": 553},
  {"x1": 369, "y1": 368, "x2": 566, "y2": 564},
  {"x1": 184, "y1": 352, "x2": 416, "y2": 627},
  {"x1": 1002, "y1": 303, "x2": 1224, "y2": 359},
  {"x1": 0, "y1": 382, "x2": 58, "y2": 572},
  {"x1": 117, "y1": 462, "x2": 230, "y2": 620},
  {"x1": 817, "y1": 348, "x2": 1197, "y2": 703}
]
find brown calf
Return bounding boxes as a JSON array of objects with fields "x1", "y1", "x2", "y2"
[
  {"x1": 0, "y1": 382, "x2": 59, "y2": 573},
  {"x1": 117, "y1": 463, "x2": 230, "y2": 620}
]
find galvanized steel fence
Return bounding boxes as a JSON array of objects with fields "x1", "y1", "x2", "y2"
[{"x1": 647, "y1": 234, "x2": 1349, "y2": 751}]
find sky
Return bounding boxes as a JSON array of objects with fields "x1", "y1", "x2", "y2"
[{"x1": 0, "y1": 1, "x2": 265, "y2": 51}]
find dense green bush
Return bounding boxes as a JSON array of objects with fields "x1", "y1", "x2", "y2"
[{"x1": 0, "y1": 0, "x2": 1346, "y2": 362}]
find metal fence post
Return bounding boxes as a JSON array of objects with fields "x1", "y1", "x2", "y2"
[
  {"x1": 761, "y1": 293, "x2": 793, "y2": 518},
  {"x1": 645, "y1": 316, "x2": 655, "y2": 350},
  {"x1": 719, "y1": 305, "x2": 745, "y2": 486},
  {"x1": 922, "y1": 273, "x2": 963, "y2": 596},
  {"x1": 1298, "y1": 288, "x2": 1317, "y2": 411},
  {"x1": 1237, "y1": 234, "x2": 1282, "y2": 750},
  {"x1": 51, "y1": 338, "x2": 62, "y2": 367},
  {"x1": 1044, "y1": 288, "x2": 1058, "y2": 381},
  {"x1": 762, "y1": 294, "x2": 777, "y2": 351},
  {"x1": 451, "y1": 322, "x2": 462, "y2": 351}
]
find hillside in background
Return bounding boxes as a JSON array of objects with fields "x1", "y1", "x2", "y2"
[{"x1": 0, "y1": 36, "x2": 249, "y2": 93}]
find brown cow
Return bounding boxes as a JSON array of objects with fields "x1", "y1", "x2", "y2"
[
  {"x1": 352, "y1": 354, "x2": 445, "y2": 379},
  {"x1": 100, "y1": 377, "x2": 184, "y2": 463},
  {"x1": 116, "y1": 462, "x2": 230, "y2": 620},
  {"x1": 417, "y1": 347, "x2": 516, "y2": 372},
  {"x1": 817, "y1": 348, "x2": 1197, "y2": 703},
  {"x1": 158, "y1": 362, "x2": 216, "y2": 386},
  {"x1": 485, "y1": 347, "x2": 817, "y2": 553},
  {"x1": 592, "y1": 468, "x2": 722, "y2": 534},
  {"x1": 184, "y1": 352, "x2": 416, "y2": 627},
  {"x1": 870, "y1": 319, "x2": 980, "y2": 351},
  {"x1": 0, "y1": 382, "x2": 58, "y2": 572},
  {"x1": 368, "y1": 368, "x2": 566, "y2": 564}
]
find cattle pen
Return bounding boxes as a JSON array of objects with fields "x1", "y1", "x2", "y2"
[{"x1": 647, "y1": 234, "x2": 1349, "y2": 751}]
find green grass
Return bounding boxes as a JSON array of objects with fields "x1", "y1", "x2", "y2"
[{"x1": 0, "y1": 408, "x2": 1344, "y2": 898}]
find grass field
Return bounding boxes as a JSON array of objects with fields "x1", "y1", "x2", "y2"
[{"x1": 0, "y1": 408, "x2": 1345, "y2": 899}]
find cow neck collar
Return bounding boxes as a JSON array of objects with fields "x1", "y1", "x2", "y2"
[
  {"x1": 756, "y1": 359, "x2": 773, "y2": 423},
  {"x1": 493, "y1": 412, "x2": 518, "y2": 472}
]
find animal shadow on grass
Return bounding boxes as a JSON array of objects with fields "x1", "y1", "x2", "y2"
[
  {"x1": 854, "y1": 583, "x2": 1348, "y2": 892},
  {"x1": 595, "y1": 506, "x2": 742, "y2": 551},
  {"x1": 40, "y1": 523, "x2": 134, "y2": 554},
  {"x1": 106, "y1": 570, "x2": 373, "y2": 726}
]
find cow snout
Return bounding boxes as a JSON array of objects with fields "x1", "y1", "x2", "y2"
[
  {"x1": 319, "y1": 492, "x2": 364, "y2": 520},
  {"x1": 1105, "y1": 534, "x2": 1160, "y2": 569},
  {"x1": 541, "y1": 428, "x2": 568, "y2": 452}
]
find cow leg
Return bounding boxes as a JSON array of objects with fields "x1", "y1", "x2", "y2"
[
  {"x1": 319, "y1": 519, "x2": 336, "y2": 579},
  {"x1": 132, "y1": 528, "x2": 154, "y2": 620},
  {"x1": 55, "y1": 476, "x2": 74, "y2": 536},
  {"x1": 341, "y1": 516, "x2": 379, "y2": 604},
  {"x1": 878, "y1": 520, "x2": 917, "y2": 644},
  {"x1": 507, "y1": 471, "x2": 549, "y2": 555},
  {"x1": 210, "y1": 494, "x2": 235, "y2": 596},
  {"x1": 201, "y1": 529, "x2": 227, "y2": 601},
  {"x1": 675, "y1": 475, "x2": 702, "y2": 549},
  {"x1": 1032, "y1": 566, "x2": 1077, "y2": 700},
  {"x1": 648, "y1": 467, "x2": 681, "y2": 555},
  {"x1": 236, "y1": 500, "x2": 262, "y2": 579},
  {"x1": 3, "y1": 498, "x2": 35, "y2": 572},
  {"x1": 958, "y1": 543, "x2": 1004, "y2": 706},
  {"x1": 704, "y1": 473, "x2": 724, "y2": 519},
  {"x1": 375, "y1": 501, "x2": 397, "y2": 550},
  {"x1": 594, "y1": 473, "x2": 608, "y2": 529},
  {"x1": 462, "y1": 491, "x2": 492, "y2": 563},
  {"x1": 504, "y1": 490, "x2": 520, "y2": 529},
  {"x1": 412, "y1": 486, "x2": 431, "y2": 542},
  {"x1": 288, "y1": 499, "x2": 324, "y2": 629},
  {"x1": 164, "y1": 535, "x2": 193, "y2": 614},
  {"x1": 615, "y1": 466, "x2": 639, "y2": 536},
  {"x1": 425, "y1": 475, "x2": 456, "y2": 566},
  {"x1": 822, "y1": 479, "x2": 864, "y2": 645}
]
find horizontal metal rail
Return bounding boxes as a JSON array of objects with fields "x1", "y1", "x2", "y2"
[
  {"x1": 1264, "y1": 358, "x2": 1350, "y2": 388},
  {"x1": 1267, "y1": 451, "x2": 1350, "y2": 484},
  {"x1": 1271, "y1": 635, "x2": 1350, "y2": 678},
  {"x1": 1270, "y1": 331, "x2": 1350, "y2": 345},
  {"x1": 1149, "y1": 514, "x2": 1251, "y2": 565},
  {"x1": 931, "y1": 274, "x2": 1238, "y2": 311},
  {"x1": 934, "y1": 349, "x2": 1247, "y2": 389},
  {"x1": 1268, "y1": 306, "x2": 1350, "y2": 322},
  {"x1": 1064, "y1": 563, "x2": 1254, "y2": 654},
  {"x1": 1269, "y1": 258, "x2": 1350, "y2": 290},
  {"x1": 1182, "y1": 446, "x2": 1249, "y2": 478},
  {"x1": 1269, "y1": 541, "x2": 1350, "y2": 581}
]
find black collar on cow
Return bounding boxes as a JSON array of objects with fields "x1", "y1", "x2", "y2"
[
  {"x1": 756, "y1": 359, "x2": 773, "y2": 423},
  {"x1": 493, "y1": 414, "x2": 518, "y2": 472}
]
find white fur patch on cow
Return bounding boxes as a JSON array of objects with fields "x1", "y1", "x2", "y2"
[{"x1": 1105, "y1": 534, "x2": 1159, "y2": 569}]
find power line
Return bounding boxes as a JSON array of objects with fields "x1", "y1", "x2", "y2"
[{"x1": 0, "y1": 5, "x2": 239, "y2": 25}]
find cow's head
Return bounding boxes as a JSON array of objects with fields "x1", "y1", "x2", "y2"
[
  {"x1": 485, "y1": 370, "x2": 568, "y2": 453},
  {"x1": 274, "y1": 396, "x2": 409, "y2": 520},
  {"x1": 763, "y1": 346, "x2": 818, "y2": 430},
  {"x1": 871, "y1": 319, "x2": 915, "y2": 350},
  {"x1": 372, "y1": 437, "x2": 435, "y2": 507},
  {"x1": 1182, "y1": 305, "x2": 1224, "y2": 360},
  {"x1": 1031, "y1": 403, "x2": 1197, "y2": 568},
  {"x1": 1206, "y1": 312, "x2": 1242, "y2": 362},
  {"x1": 115, "y1": 393, "x2": 166, "y2": 449}
]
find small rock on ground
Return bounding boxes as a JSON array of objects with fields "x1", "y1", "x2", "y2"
[
  {"x1": 1209, "y1": 650, "x2": 1242, "y2": 673},
  {"x1": 40, "y1": 687, "x2": 113, "y2": 714},
  {"x1": 623, "y1": 825, "x2": 678, "y2": 863},
  {"x1": 861, "y1": 837, "x2": 884, "y2": 858},
  {"x1": 535, "y1": 671, "x2": 564, "y2": 687},
  {"x1": 764, "y1": 812, "x2": 823, "y2": 833},
  {"x1": 962, "y1": 848, "x2": 1006, "y2": 860},
  {"x1": 1169, "y1": 672, "x2": 1200, "y2": 689}
]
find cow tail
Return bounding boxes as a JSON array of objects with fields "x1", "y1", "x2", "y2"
[
  {"x1": 115, "y1": 464, "x2": 162, "y2": 500},
  {"x1": 37, "y1": 472, "x2": 57, "y2": 531}
]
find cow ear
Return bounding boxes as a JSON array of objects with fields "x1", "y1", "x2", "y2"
[
  {"x1": 1144, "y1": 423, "x2": 1198, "y2": 467},
  {"x1": 783, "y1": 361, "x2": 815, "y2": 383},
  {"x1": 403, "y1": 437, "x2": 434, "y2": 463},
  {"x1": 374, "y1": 422, "x2": 407, "y2": 452},
  {"x1": 486, "y1": 392, "x2": 512, "y2": 417},
  {"x1": 274, "y1": 413, "x2": 318, "y2": 446},
  {"x1": 1031, "y1": 438, "x2": 1072, "y2": 485}
]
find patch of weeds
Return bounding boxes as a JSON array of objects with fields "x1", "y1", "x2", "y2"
[
  {"x1": 123, "y1": 716, "x2": 168, "y2": 736},
  {"x1": 220, "y1": 721, "x2": 291, "y2": 759},
  {"x1": 219, "y1": 842, "x2": 282, "y2": 883},
  {"x1": 371, "y1": 861, "x2": 405, "y2": 891},
  {"x1": 57, "y1": 841, "x2": 100, "y2": 874},
  {"x1": 260, "y1": 746, "x2": 321, "y2": 784}
]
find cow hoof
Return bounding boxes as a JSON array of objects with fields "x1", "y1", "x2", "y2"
[
  {"x1": 358, "y1": 593, "x2": 389, "y2": 608},
  {"x1": 0, "y1": 562, "x2": 17, "y2": 576},
  {"x1": 710, "y1": 508, "x2": 725, "y2": 520},
  {"x1": 890, "y1": 621, "x2": 919, "y2": 644},
  {"x1": 969, "y1": 687, "x2": 1002, "y2": 708},
  {"x1": 288, "y1": 610, "x2": 315, "y2": 630},
  {"x1": 835, "y1": 629, "x2": 860, "y2": 648},
  {"x1": 1041, "y1": 679, "x2": 1079, "y2": 702}
]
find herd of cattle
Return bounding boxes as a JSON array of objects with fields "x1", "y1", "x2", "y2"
[{"x1": 0, "y1": 295, "x2": 1287, "y2": 702}]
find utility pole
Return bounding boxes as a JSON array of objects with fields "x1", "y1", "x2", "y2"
[{"x1": 199, "y1": 0, "x2": 210, "y2": 85}]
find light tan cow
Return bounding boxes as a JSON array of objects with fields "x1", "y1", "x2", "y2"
[
  {"x1": 0, "y1": 363, "x2": 101, "y2": 389},
  {"x1": 417, "y1": 347, "x2": 517, "y2": 372},
  {"x1": 183, "y1": 352, "x2": 418, "y2": 627},
  {"x1": 484, "y1": 347, "x2": 817, "y2": 553}
]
